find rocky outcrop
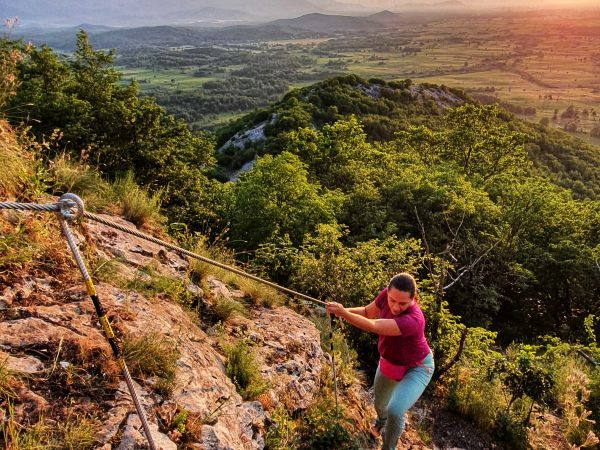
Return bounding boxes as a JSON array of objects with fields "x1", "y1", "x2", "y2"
[{"x1": 0, "y1": 213, "x2": 341, "y2": 449}]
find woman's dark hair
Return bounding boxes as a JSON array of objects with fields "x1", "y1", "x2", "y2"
[{"x1": 388, "y1": 273, "x2": 417, "y2": 298}]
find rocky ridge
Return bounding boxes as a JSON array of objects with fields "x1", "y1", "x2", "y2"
[{"x1": 0, "y1": 211, "x2": 359, "y2": 449}]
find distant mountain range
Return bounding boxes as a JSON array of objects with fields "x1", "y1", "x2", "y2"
[
  {"x1": 9, "y1": 8, "x2": 464, "y2": 51},
  {"x1": 12, "y1": 10, "x2": 420, "y2": 50},
  {"x1": 269, "y1": 11, "x2": 408, "y2": 33},
  {"x1": 2, "y1": 0, "x2": 378, "y2": 27}
]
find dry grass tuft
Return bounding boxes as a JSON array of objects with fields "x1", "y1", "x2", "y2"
[
  {"x1": 0, "y1": 120, "x2": 32, "y2": 199},
  {"x1": 121, "y1": 331, "x2": 180, "y2": 397},
  {"x1": 49, "y1": 155, "x2": 113, "y2": 212},
  {"x1": 112, "y1": 172, "x2": 163, "y2": 229}
]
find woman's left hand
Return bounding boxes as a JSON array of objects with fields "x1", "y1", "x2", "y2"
[{"x1": 326, "y1": 302, "x2": 346, "y2": 318}]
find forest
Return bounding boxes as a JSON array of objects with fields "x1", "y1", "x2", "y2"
[{"x1": 1, "y1": 30, "x2": 600, "y2": 449}]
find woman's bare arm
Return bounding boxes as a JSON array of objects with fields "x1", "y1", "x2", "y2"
[
  {"x1": 346, "y1": 300, "x2": 379, "y2": 318},
  {"x1": 326, "y1": 302, "x2": 401, "y2": 336}
]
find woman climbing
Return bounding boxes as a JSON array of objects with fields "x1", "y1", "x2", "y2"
[{"x1": 326, "y1": 272, "x2": 434, "y2": 450}]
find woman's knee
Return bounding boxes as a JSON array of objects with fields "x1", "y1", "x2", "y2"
[{"x1": 386, "y1": 402, "x2": 408, "y2": 421}]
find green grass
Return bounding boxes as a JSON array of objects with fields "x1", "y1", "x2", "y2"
[
  {"x1": 127, "y1": 263, "x2": 195, "y2": 307},
  {"x1": 223, "y1": 339, "x2": 268, "y2": 400}
]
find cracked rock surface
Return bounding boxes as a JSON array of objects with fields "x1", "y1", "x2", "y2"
[{"x1": 0, "y1": 214, "x2": 345, "y2": 449}]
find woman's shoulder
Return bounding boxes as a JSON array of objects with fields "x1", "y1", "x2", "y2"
[{"x1": 403, "y1": 302, "x2": 425, "y2": 319}]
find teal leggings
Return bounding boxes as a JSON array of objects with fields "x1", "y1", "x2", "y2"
[{"x1": 373, "y1": 352, "x2": 434, "y2": 450}]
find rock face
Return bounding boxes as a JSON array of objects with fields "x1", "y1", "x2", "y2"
[{"x1": 0, "y1": 213, "x2": 338, "y2": 449}]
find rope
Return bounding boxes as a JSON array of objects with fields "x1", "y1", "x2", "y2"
[
  {"x1": 328, "y1": 313, "x2": 339, "y2": 411},
  {"x1": 0, "y1": 197, "x2": 326, "y2": 306},
  {"x1": 0, "y1": 201, "x2": 59, "y2": 213},
  {"x1": 58, "y1": 214, "x2": 157, "y2": 450},
  {"x1": 82, "y1": 210, "x2": 328, "y2": 307}
]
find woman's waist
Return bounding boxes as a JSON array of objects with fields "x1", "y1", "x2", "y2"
[{"x1": 380, "y1": 349, "x2": 432, "y2": 368}]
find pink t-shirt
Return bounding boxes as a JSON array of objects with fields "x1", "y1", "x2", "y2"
[{"x1": 375, "y1": 288, "x2": 431, "y2": 366}]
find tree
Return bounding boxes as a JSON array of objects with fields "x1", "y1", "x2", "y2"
[
  {"x1": 228, "y1": 152, "x2": 340, "y2": 250},
  {"x1": 8, "y1": 33, "x2": 220, "y2": 232},
  {"x1": 395, "y1": 104, "x2": 528, "y2": 184}
]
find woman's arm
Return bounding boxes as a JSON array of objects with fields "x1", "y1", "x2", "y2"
[
  {"x1": 326, "y1": 302, "x2": 401, "y2": 336},
  {"x1": 346, "y1": 301, "x2": 379, "y2": 318}
]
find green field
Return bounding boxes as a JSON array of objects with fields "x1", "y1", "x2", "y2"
[
  {"x1": 119, "y1": 67, "x2": 220, "y2": 92},
  {"x1": 118, "y1": 9, "x2": 600, "y2": 136}
]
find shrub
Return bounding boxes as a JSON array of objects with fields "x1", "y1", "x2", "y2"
[
  {"x1": 297, "y1": 395, "x2": 360, "y2": 450},
  {"x1": 122, "y1": 331, "x2": 180, "y2": 397},
  {"x1": 265, "y1": 406, "x2": 299, "y2": 450},
  {"x1": 223, "y1": 340, "x2": 268, "y2": 400},
  {"x1": 447, "y1": 367, "x2": 505, "y2": 431},
  {"x1": 312, "y1": 314, "x2": 358, "y2": 390},
  {"x1": 493, "y1": 410, "x2": 528, "y2": 450}
]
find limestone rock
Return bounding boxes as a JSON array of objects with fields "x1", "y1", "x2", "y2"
[
  {"x1": 115, "y1": 413, "x2": 177, "y2": 450},
  {"x1": 0, "y1": 351, "x2": 44, "y2": 374},
  {"x1": 0, "y1": 209, "x2": 376, "y2": 450}
]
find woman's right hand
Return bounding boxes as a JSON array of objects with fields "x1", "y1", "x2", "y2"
[{"x1": 326, "y1": 302, "x2": 346, "y2": 318}]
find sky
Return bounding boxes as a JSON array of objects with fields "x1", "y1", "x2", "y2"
[
  {"x1": 3, "y1": 0, "x2": 597, "y2": 29},
  {"x1": 346, "y1": 0, "x2": 599, "y2": 7}
]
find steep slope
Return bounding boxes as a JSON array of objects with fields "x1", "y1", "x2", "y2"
[{"x1": 0, "y1": 210, "x2": 333, "y2": 448}]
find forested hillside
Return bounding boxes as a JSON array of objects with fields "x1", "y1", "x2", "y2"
[
  {"x1": 216, "y1": 75, "x2": 600, "y2": 199},
  {"x1": 2, "y1": 32, "x2": 599, "y2": 449}
]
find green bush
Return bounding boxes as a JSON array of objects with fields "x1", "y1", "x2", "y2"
[
  {"x1": 493, "y1": 410, "x2": 528, "y2": 450},
  {"x1": 312, "y1": 314, "x2": 359, "y2": 390},
  {"x1": 265, "y1": 406, "x2": 299, "y2": 450},
  {"x1": 297, "y1": 396, "x2": 360, "y2": 450},
  {"x1": 448, "y1": 369, "x2": 505, "y2": 431}
]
